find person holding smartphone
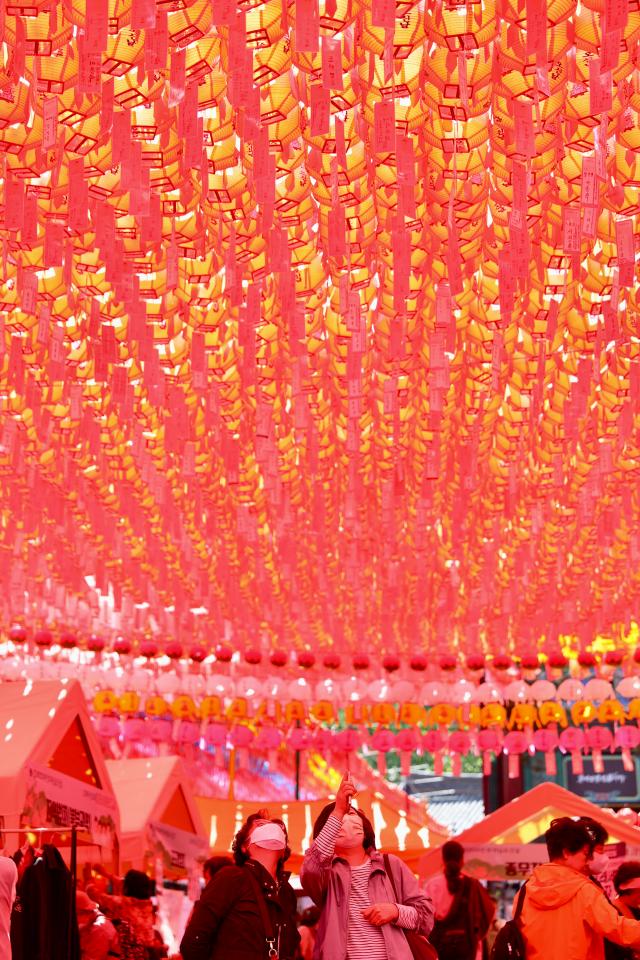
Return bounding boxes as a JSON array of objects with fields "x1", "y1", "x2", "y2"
[{"x1": 301, "y1": 772, "x2": 434, "y2": 959}]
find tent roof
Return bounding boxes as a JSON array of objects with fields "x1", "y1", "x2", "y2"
[
  {"x1": 0, "y1": 679, "x2": 116, "y2": 820},
  {"x1": 106, "y1": 756, "x2": 206, "y2": 839},
  {"x1": 419, "y1": 783, "x2": 640, "y2": 877}
]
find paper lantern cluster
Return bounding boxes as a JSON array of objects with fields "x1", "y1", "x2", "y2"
[{"x1": 0, "y1": 0, "x2": 639, "y2": 666}]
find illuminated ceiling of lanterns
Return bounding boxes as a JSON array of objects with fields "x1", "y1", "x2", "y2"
[{"x1": 0, "y1": 0, "x2": 639, "y2": 665}]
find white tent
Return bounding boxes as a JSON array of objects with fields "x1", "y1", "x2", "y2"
[
  {"x1": 0, "y1": 678, "x2": 120, "y2": 867},
  {"x1": 106, "y1": 756, "x2": 208, "y2": 876}
]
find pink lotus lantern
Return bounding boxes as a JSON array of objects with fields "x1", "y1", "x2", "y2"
[
  {"x1": 503, "y1": 730, "x2": 527, "y2": 779},
  {"x1": 396, "y1": 728, "x2": 419, "y2": 777},
  {"x1": 448, "y1": 730, "x2": 472, "y2": 778},
  {"x1": 533, "y1": 728, "x2": 560, "y2": 776},
  {"x1": 371, "y1": 728, "x2": 396, "y2": 777},
  {"x1": 477, "y1": 729, "x2": 503, "y2": 777},
  {"x1": 559, "y1": 726, "x2": 586, "y2": 775},
  {"x1": 615, "y1": 726, "x2": 640, "y2": 772},
  {"x1": 585, "y1": 726, "x2": 613, "y2": 774},
  {"x1": 423, "y1": 729, "x2": 447, "y2": 776}
]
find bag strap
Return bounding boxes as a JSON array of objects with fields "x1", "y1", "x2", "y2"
[
  {"x1": 513, "y1": 883, "x2": 527, "y2": 923},
  {"x1": 383, "y1": 853, "x2": 399, "y2": 901},
  {"x1": 244, "y1": 867, "x2": 279, "y2": 959}
]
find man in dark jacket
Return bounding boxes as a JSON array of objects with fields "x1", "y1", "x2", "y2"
[{"x1": 180, "y1": 811, "x2": 299, "y2": 960}]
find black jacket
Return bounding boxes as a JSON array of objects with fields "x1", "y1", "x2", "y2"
[
  {"x1": 10, "y1": 844, "x2": 80, "y2": 960},
  {"x1": 180, "y1": 861, "x2": 300, "y2": 960}
]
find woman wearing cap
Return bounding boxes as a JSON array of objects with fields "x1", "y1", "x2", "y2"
[
  {"x1": 606, "y1": 862, "x2": 640, "y2": 960},
  {"x1": 76, "y1": 890, "x2": 119, "y2": 960},
  {"x1": 300, "y1": 773, "x2": 434, "y2": 959},
  {"x1": 180, "y1": 809, "x2": 299, "y2": 960}
]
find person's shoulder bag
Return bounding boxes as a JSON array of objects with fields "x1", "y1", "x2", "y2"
[
  {"x1": 383, "y1": 853, "x2": 438, "y2": 960},
  {"x1": 245, "y1": 867, "x2": 280, "y2": 959}
]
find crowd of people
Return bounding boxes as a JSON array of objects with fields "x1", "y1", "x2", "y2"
[{"x1": 4, "y1": 772, "x2": 640, "y2": 960}]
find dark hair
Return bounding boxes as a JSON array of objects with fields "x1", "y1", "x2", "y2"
[
  {"x1": 576, "y1": 817, "x2": 608, "y2": 848},
  {"x1": 442, "y1": 840, "x2": 464, "y2": 894},
  {"x1": 614, "y1": 861, "x2": 640, "y2": 894},
  {"x1": 312, "y1": 802, "x2": 376, "y2": 852},
  {"x1": 123, "y1": 869, "x2": 155, "y2": 900},
  {"x1": 546, "y1": 818, "x2": 594, "y2": 861},
  {"x1": 203, "y1": 855, "x2": 233, "y2": 881},
  {"x1": 232, "y1": 809, "x2": 291, "y2": 870}
]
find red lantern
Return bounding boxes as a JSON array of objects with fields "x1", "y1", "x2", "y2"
[
  {"x1": 578, "y1": 651, "x2": 597, "y2": 667},
  {"x1": 139, "y1": 640, "x2": 158, "y2": 658},
  {"x1": 382, "y1": 654, "x2": 400, "y2": 672},
  {"x1": 352, "y1": 653, "x2": 370, "y2": 670},
  {"x1": 270, "y1": 649, "x2": 288, "y2": 667},
  {"x1": 245, "y1": 648, "x2": 263, "y2": 665},
  {"x1": 297, "y1": 651, "x2": 316, "y2": 669},
  {"x1": 410, "y1": 654, "x2": 428, "y2": 671},
  {"x1": 8, "y1": 624, "x2": 27, "y2": 644},
  {"x1": 492, "y1": 655, "x2": 512, "y2": 671},
  {"x1": 439, "y1": 655, "x2": 457, "y2": 672},
  {"x1": 215, "y1": 644, "x2": 233, "y2": 663},
  {"x1": 466, "y1": 655, "x2": 485, "y2": 671},
  {"x1": 60, "y1": 632, "x2": 77, "y2": 650},
  {"x1": 520, "y1": 654, "x2": 540, "y2": 671},
  {"x1": 165, "y1": 641, "x2": 183, "y2": 660},
  {"x1": 322, "y1": 653, "x2": 341, "y2": 670},
  {"x1": 34, "y1": 629, "x2": 53, "y2": 648},
  {"x1": 547, "y1": 653, "x2": 568, "y2": 669},
  {"x1": 604, "y1": 650, "x2": 624, "y2": 666},
  {"x1": 88, "y1": 635, "x2": 105, "y2": 653},
  {"x1": 113, "y1": 636, "x2": 132, "y2": 655},
  {"x1": 189, "y1": 645, "x2": 207, "y2": 663}
]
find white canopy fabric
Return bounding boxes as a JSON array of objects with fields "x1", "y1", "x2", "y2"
[
  {"x1": 106, "y1": 756, "x2": 208, "y2": 874},
  {"x1": 0, "y1": 679, "x2": 120, "y2": 863}
]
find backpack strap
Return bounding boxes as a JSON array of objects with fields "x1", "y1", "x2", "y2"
[
  {"x1": 244, "y1": 867, "x2": 279, "y2": 959},
  {"x1": 513, "y1": 884, "x2": 527, "y2": 922}
]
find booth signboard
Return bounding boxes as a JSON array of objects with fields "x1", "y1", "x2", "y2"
[
  {"x1": 23, "y1": 762, "x2": 118, "y2": 846},
  {"x1": 457, "y1": 842, "x2": 640, "y2": 887},
  {"x1": 564, "y1": 757, "x2": 639, "y2": 804},
  {"x1": 148, "y1": 821, "x2": 208, "y2": 872},
  {"x1": 459, "y1": 844, "x2": 549, "y2": 881}
]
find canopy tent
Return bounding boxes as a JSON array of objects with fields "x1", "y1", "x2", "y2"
[
  {"x1": 419, "y1": 782, "x2": 640, "y2": 880},
  {"x1": 195, "y1": 790, "x2": 449, "y2": 872},
  {"x1": 106, "y1": 756, "x2": 208, "y2": 876},
  {"x1": 0, "y1": 679, "x2": 120, "y2": 868}
]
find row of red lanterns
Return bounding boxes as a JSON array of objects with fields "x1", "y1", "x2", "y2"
[{"x1": 4, "y1": 625, "x2": 636, "y2": 672}]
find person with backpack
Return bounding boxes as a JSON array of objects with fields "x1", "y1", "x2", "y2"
[
  {"x1": 180, "y1": 808, "x2": 300, "y2": 960},
  {"x1": 300, "y1": 771, "x2": 434, "y2": 959},
  {"x1": 511, "y1": 818, "x2": 640, "y2": 960},
  {"x1": 425, "y1": 840, "x2": 495, "y2": 960}
]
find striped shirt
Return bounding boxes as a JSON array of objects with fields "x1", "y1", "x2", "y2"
[{"x1": 315, "y1": 816, "x2": 419, "y2": 959}]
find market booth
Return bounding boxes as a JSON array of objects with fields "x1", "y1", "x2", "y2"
[
  {"x1": 419, "y1": 782, "x2": 640, "y2": 883},
  {"x1": 0, "y1": 679, "x2": 120, "y2": 869},
  {"x1": 106, "y1": 756, "x2": 208, "y2": 876},
  {"x1": 195, "y1": 790, "x2": 449, "y2": 872}
]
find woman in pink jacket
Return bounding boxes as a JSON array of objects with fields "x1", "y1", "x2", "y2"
[{"x1": 301, "y1": 773, "x2": 434, "y2": 960}]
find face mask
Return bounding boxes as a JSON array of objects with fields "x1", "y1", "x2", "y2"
[
  {"x1": 336, "y1": 813, "x2": 364, "y2": 850},
  {"x1": 249, "y1": 823, "x2": 287, "y2": 851},
  {"x1": 589, "y1": 852, "x2": 609, "y2": 876}
]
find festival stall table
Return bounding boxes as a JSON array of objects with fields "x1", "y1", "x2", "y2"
[
  {"x1": 0, "y1": 679, "x2": 120, "y2": 869},
  {"x1": 419, "y1": 782, "x2": 640, "y2": 891},
  {"x1": 195, "y1": 789, "x2": 449, "y2": 872}
]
